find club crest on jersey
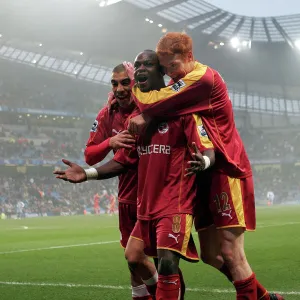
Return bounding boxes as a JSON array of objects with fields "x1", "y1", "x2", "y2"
[
  {"x1": 158, "y1": 122, "x2": 169, "y2": 134},
  {"x1": 171, "y1": 80, "x2": 186, "y2": 92},
  {"x1": 198, "y1": 125, "x2": 208, "y2": 137},
  {"x1": 90, "y1": 120, "x2": 98, "y2": 132}
]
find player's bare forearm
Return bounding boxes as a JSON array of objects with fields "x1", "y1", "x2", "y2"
[
  {"x1": 95, "y1": 159, "x2": 127, "y2": 179},
  {"x1": 54, "y1": 159, "x2": 127, "y2": 183}
]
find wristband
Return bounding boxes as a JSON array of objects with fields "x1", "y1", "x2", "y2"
[
  {"x1": 84, "y1": 168, "x2": 98, "y2": 180},
  {"x1": 203, "y1": 156, "x2": 211, "y2": 170}
]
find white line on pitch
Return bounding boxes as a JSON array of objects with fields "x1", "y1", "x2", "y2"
[
  {"x1": 0, "y1": 240, "x2": 119, "y2": 255},
  {"x1": 0, "y1": 281, "x2": 299, "y2": 295}
]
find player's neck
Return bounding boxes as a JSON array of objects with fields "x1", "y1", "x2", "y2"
[{"x1": 152, "y1": 79, "x2": 166, "y2": 91}]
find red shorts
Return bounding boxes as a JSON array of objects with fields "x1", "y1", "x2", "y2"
[
  {"x1": 131, "y1": 214, "x2": 199, "y2": 262},
  {"x1": 119, "y1": 202, "x2": 137, "y2": 248},
  {"x1": 195, "y1": 172, "x2": 256, "y2": 231}
]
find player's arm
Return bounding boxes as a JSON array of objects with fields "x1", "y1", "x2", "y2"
[
  {"x1": 183, "y1": 114, "x2": 215, "y2": 176},
  {"x1": 54, "y1": 158, "x2": 127, "y2": 183},
  {"x1": 54, "y1": 144, "x2": 139, "y2": 184},
  {"x1": 85, "y1": 108, "x2": 112, "y2": 166},
  {"x1": 85, "y1": 108, "x2": 135, "y2": 166},
  {"x1": 128, "y1": 68, "x2": 227, "y2": 134},
  {"x1": 132, "y1": 65, "x2": 213, "y2": 117}
]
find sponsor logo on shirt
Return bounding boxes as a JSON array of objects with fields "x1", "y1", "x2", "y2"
[
  {"x1": 198, "y1": 125, "x2": 208, "y2": 137},
  {"x1": 112, "y1": 129, "x2": 122, "y2": 135},
  {"x1": 90, "y1": 120, "x2": 98, "y2": 132},
  {"x1": 137, "y1": 144, "x2": 171, "y2": 156},
  {"x1": 171, "y1": 80, "x2": 186, "y2": 92},
  {"x1": 158, "y1": 122, "x2": 169, "y2": 134}
]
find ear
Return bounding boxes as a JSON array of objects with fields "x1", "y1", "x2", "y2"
[{"x1": 187, "y1": 51, "x2": 194, "y2": 62}]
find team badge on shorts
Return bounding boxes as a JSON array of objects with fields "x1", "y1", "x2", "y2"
[{"x1": 172, "y1": 215, "x2": 181, "y2": 234}]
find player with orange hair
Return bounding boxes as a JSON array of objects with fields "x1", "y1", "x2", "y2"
[{"x1": 128, "y1": 32, "x2": 283, "y2": 300}]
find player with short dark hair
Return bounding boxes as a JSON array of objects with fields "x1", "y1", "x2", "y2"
[
  {"x1": 128, "y1": 32, "x2": 284, "y2": 300},
  {"x1": 84, "y1": 62, "x2": 157, "y2": 300}
]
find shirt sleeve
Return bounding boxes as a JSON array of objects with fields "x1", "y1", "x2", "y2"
[
  {"x1": 132, "y1": 63, "x2": 214, "y2": 118},
  {"x1": 113, "y1": 145, "x2": 139, "y2": 168},
  {"x1": 84, "y1": 107, "x2": 112, "y2": 166},
  {"x1": 183, "y1": 114, "x2": 214, "y2": 155}
]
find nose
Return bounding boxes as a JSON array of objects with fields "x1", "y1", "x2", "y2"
[{"x1": 117, "y1": 83, "x2": 125, "y2": 92}]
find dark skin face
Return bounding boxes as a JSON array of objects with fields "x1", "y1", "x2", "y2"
[
  {"x1": 134, "y1": 52, "x2": 164, "y2": 92},
  {"x1": 111, "y1": 71, "x2": 132, "y2": 108}
]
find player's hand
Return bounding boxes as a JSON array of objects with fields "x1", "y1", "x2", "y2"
[
  {"x1": 53, "y1": 159, "x2": 87, "y2": 183},
  {"x1": 109, "y1": 130, "x2": 135, "y2": 150},
  {"x1": 127, "y1": 114, "x2": 151, "y2": 135},
  {"x1": 107, "y1": 92, "x2": 118, "y2": 112},
  {"x1": 185, "y1": 142, "x2": 206, "y2": 176},
  {"x1": 122, "y1": 61, "x2": 134, "y2": 83}
]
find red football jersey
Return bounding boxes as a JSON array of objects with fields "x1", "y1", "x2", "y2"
[
  {"x1": 131, "y1": 62, "x2": 251, "y2": 179},
  {"x1": 85, "y1": 106, "x2": 137, "y2": 205},
  {"x1": 114, "y1": 114, "x2": 214, "y2": 220},
  {"x1": 94, "y1": 193, "x2": 100, "y2": 206}
]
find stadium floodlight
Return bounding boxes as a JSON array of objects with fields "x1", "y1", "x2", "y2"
[
  {"x1": 39, "y1": 43, "x2": 43, "y2": 47},
  {"x1": 295, "y1": 40, "x2": 300, "y2": 50},
  {"x1": 237, "y1": 48, "x2": 241, "y2": 52},
  {"x1": 99, "y1": 1, "x2": 106, "y2": 7},
  {"x1": 0, "y1": 34, "x2": 2, "y2": 38},
  {"x1": 158, "y1": 24, "x2": 163, "y2": 27},
  {"x1": 149, "y1": 20, "x2": 153, "y2": 24},
  {"x1": 214, "y1": 45, "x2": 218, "y2": 49},
  {"x1": 230, "y1": 37, "x2": 240, "y2": 49},
  {"x1": 220, "y1": 42, "x2": 225, "y2": 46},
  {"x1": 80, "y1": 52, "x2": 83, "y2": 56},
  {"x1": 145, "y1": 18, "x2": 149, "y2": 22}
]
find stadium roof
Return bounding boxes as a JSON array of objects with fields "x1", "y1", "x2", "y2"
[{"x1": 124, "y1": 0, "x2": 300, "y2": 45}]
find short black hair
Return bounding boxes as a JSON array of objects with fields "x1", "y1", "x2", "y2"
[{"x1": 112, "y1": 63, "x2": 126, "y2": 73}]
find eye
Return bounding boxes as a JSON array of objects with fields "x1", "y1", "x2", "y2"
[
  {"x1": 144, "y1": 62, "x2": 153, "y2": 67},
  {"x1": 122, "y1": 79, "x2": 131, "y2": 86}
]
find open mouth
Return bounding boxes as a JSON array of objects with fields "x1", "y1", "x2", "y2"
[{"x1": 136, "y1": 74, "x2": 149, "y2": 86}]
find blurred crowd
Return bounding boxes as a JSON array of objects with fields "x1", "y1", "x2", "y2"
[
  {"x1": 242, "y1": 130, "x2": 300, "y2": 160},
  {"x1": 0, "y1": 176, "x2": 118, "y2": 217},
  {"x1": 0, "y1": 127, "x2": 84, "y2": 160},
  {"x1": 1, "y1": 125, "x2": 300, "y2": 161},
  {"x1": 253, "y1": 167, "x2": 300, "y2": 204}
]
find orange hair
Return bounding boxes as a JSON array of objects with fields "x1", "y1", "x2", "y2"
[{"x1": 156, "y1": 32, "x2": 193, "y2": 58}]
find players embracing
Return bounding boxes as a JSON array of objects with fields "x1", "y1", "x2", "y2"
[{"x1": 54, "y1": 33, "x2": 284, "y2": 300}]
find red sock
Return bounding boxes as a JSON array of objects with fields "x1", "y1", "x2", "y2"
[
  {"x1": 178, "y1": 268, "x2": 185, "y2": 300},
  {"x1": 219, "y1": 264, "x2": 233, "y2": 282},
  {"x1": 234, "y1": 273, "x2": 257, "y2": 300},
  {"x1": 157, "y1": 274, "x2": 181, "y2": 300},
  {"x1": 256, "y1": 279, "x2": 269, "y2": 300}
]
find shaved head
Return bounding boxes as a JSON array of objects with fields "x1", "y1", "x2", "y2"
[{"x1": 112, "y1": 63, "x2": 127, "y2": 74}]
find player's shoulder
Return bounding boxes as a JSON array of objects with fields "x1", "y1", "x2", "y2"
[{"x1": 95, "y1": 106, "x2": 110, "y2": 121}]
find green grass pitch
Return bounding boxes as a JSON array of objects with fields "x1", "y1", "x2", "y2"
[{"x1": 0, "y1": 206, "x2": 300, "y2": 299}]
